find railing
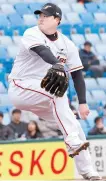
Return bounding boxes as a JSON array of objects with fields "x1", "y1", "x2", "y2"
[{"x1": 0, "y1": 134, "x2": 106, "y2": 144}]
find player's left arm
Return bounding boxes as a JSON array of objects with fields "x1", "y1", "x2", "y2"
[
  {"x1": 71, "y1": 70, "x2": 90, "y2": 120},
  {"x1": 66, "y1": 39, "x2": 89, "y2": 120}
]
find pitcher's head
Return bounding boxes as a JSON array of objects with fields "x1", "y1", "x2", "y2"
[{"x1": 34, "y1": 3, "x2": 62, "y2": 34}]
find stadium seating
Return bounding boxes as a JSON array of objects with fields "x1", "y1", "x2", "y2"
[
  {"x1": 29, "y1": 2, "x2": 44, "y2": 13},
  {"x1": 66, "y1": 0, "x2": 76, "y2": 3},
  {"x1": 94, "y1": 13, "x2": 106, "y2": 24},
  {"x1": 0, "y1": 82, "x2": 7, "y2": 93},
  {"x1": 3, "y1": 59, "x2": 13, "y2": 73},
  {"x1": 0, "y1": 46, "x2": 8, "y2": 59},
  {"x1": 71, "y1": 3, "x2": 86, "y2": 13},
  {"x1": 60, "y1": 14, "x2": 69, "y2": 24},
  {"x1": 1, "y1": 0, "x2": 106, "y2": 131},
  {"x1": 8, "y1": 13, "x2": 24, "y2": 26},
  {"x1": 95, "y1": 44, "x2": 106, "y2": 56},
  {"x1": 0, "y1": 0, "x2": 8, "y2": 4},
  {"x1": 1, "y1": 4, "x2": 16, "y2": 14},
  {"x1": 100, "y1": 33, "x2": 106, "y2": 43},
  {"x1": 87, "y1": 110, "x2": 99, "y2": 127},
  {"x1": 3, "y1": 112, "x2": 10, "y2": 125},
  {"x1": 58, "y1": 24, "x2": 71, "y2": 36},
  {"x1": 23, "y1": 0, "x2": 35, "y2": 3},
  {"x1": 0, "y1": 106, "x2": 8, "y2": 113},
  {"x1": 7, "y1": 45, "x2": 19, "y2": 58},
  {"x1": 85, "y1": 33, "x2": 101, "y2": 45},
  {"x1": 23, "y1": 14, "x2": 37, "y2": 26},
  {"x1": 84, "y1": 2, "x2": 99, "y2": 13},
  {"x1": 12, "y1": 36, "x2": 22, "y2": 45},
  {"x1": 97, "y1": 78, "x2": 106, "y2": 91},
  {"x1": 58, "y1": 3, "x2": 71, "y2": 14},
  {"x1": 0, "y1": 14, "x2": 10, "y2": 27},
  {"x1": 85, "y1": 78, "x2": 100, "y2": 91},
  {"x1": 0, "y1": 94, "x2": 11, "y2": 106},
  {"x1": 80, "y1": 13, "x2": 94, "y2": 24},
  {"x1": 0, "y1": 36, "x2": 13, "y2": 46},
  {"x1": 14, "y1": 3, "x2": 31, "y2": 16},
  {"x1": 7, "y1": 13, "x2": 25, "y2": 35},
  {"x1": 98, "y1": 3, "x2": 106, "y2": 13},
  {"x1": 79, "y1": 119, "x2": 90, "y2": 136},
  {"x1": 104, "y1": 118, "x2": 106, "y2": 127},
  {"x1": 91, "y1": 90, "x2": 106, "y2": 103},
  {"x1": 51, "y1": 0, "x2": 63, "y2": 4},
  {"x1": 0, "y1": 64, "x2": 8, "y2": 87},
  {"x1": 86, "y1": 91, "x2": 95, "y2": 103},
  {"x1": 7, "y1": 0, "x2": 22, "y2": 4},
  {"x1": 71, "y1": 34, "x2": 85, "y2": 46},
  {"x1": 65, "y1": 13, "x2": 82, "y2": 24}
]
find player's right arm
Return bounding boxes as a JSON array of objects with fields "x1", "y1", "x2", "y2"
[
  {"x1": 22, "y1": 28, "x2": 59, "y2": 65},
  {"x1": 30, "y1": 46, "x2": 58, "y2": 65}
]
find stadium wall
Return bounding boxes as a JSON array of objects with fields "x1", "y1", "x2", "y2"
[{"x1": 0, "y1": 136, "x2": 106, "y2": 180}]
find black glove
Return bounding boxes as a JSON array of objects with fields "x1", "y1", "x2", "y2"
[{"x1": 41, "y1": 63, "x2": 69, "y2": 97}]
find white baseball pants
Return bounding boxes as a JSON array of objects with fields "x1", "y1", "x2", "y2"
[{"x1": 8, "y1": 78, "x2": 95, "y2": 175}]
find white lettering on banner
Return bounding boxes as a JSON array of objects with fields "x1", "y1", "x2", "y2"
[{"x1": 89, "y1": 139, "x2": 106, "y2": 177}]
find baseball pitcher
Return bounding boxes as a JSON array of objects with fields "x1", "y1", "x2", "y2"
[{"x1": 8, "y1": 3, "x2": 102, "y2": 180}]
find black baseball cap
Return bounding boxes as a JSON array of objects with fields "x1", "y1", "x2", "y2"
[{"x1": 34, "y1": 3, "x2": 62, "y2": 20}]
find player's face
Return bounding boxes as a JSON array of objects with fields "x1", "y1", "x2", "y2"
[{"x1": 38, "y1": 13, "x2": 59, "y2": 33}]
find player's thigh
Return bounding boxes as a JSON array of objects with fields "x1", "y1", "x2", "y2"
[
  {"x1": 53, "y1": 93, "x2": 80, "y2": 124},
  {"x1": 30, "y1": 102, "x2": 55, "y2": 122},
  {"x1": 53, "y1": 93, "x2": 73, "y2": 115},
  {"x1": 8, "y1": 79, "x2": 52, "y2": 110}
]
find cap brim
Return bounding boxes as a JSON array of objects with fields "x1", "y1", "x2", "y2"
[{"x1": 34, "y1": 9, "x2": 52, "y2": 16}]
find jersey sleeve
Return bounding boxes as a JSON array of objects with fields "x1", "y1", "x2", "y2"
[
  {"x1": 66, "y1": 39, "x2": 83, "y2": 73},
  {"x1": 21, "y1": 28, "x2": 45, "y2": 50}
]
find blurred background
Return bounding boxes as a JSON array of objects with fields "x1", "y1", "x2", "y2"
[{"x1": 0, "y1": 0, "x2": 106, "y2": 179}]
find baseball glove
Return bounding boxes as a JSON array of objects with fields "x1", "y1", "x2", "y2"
[{"x1": 41, "y1": 64, "x2": 69, "y2": 97}]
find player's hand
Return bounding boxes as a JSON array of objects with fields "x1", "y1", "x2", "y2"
[{"x1": 79, "y1": 104, "x2": 90, "y2": 120}]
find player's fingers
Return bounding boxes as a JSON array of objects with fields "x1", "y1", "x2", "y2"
[
  {"x1": 55, "y1": 76, "x2": 65, "y2": 97},
  {"x1": 55, "y1": 77, "x2": 68, "y2": 97},
  {"x1": 41, "y1": 74, "x2": 51, "y2": 88},
  {"x1": 80, "y1": 114, "x2": 86, "y2": 120},
  {"x1": 87, "y1": 109, "x2": 90, "y2": 115},
  {"x1": 50, "y1": 76, "x2": 60, "y2": 94},
  {"x1": 45, "y1": 73, "x2": 57, "y2": 92},
  {"x1": 57, "y1": 71, "x2": 65, "y2": 77},
  {"x1": 80, "y1": 112, "x2": 89, "y2": 120}
]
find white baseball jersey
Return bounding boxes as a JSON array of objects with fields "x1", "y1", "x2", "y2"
[{"x1": 9, "y1": 26, "x2": 83, "y2": 80}]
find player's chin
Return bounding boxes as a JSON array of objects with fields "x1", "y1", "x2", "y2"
[{"x1": 38, "y1": 24, "x2": 45, "y2": 30}]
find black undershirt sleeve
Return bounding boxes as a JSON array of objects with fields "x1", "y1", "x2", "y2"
[
  {"x1": 31, "y1": 45, "x2": 86, "y2": 104},
  {"x1": 30, "y1": 45, "x2": 58, "y2": 65},
  {"x1": 71, "y1": 70, "x2": 86, "y2": 104}
]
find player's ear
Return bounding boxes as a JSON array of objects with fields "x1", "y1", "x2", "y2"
[
  {"x1": 58, "y1": 21, "x2": 60, "y2": 25},
  {"x1": 55, "y1": 16, "x2": 60, "y2": 25},
  {"x1": 57, "y1": 17, "x2": 61, "y2": 25}
]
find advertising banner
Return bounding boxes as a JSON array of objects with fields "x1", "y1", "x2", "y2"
[{"x1": 0, "y1": 141, "x2": 74, "y2": 180}]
